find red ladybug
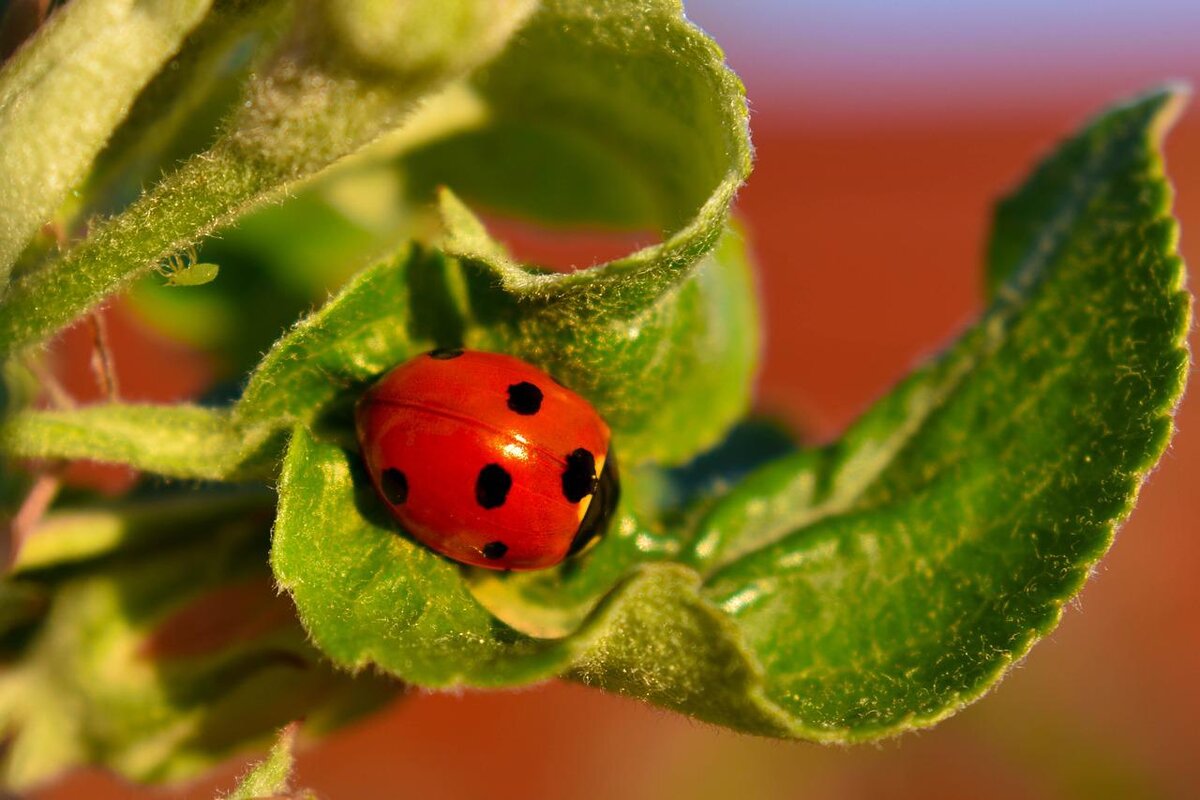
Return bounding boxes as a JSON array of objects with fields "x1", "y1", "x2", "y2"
[{"x1": 355, "y1": 349, "x2": 617, "y2": 570}]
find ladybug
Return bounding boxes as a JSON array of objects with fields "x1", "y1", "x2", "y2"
[{"x1": 355, "y1": 349, "x2": 618, "y2": 571}]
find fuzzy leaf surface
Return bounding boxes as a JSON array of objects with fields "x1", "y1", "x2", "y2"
[
  {"x1": 685, "y1": 88, "x2": 1190, "y2": 740},
  {"x1": 275, "y1": 90, "x2": 1189, "y2": 744},
  {"x1": 0, "y1": 0, "x2": 532, "y2": 354},
  {"x1": 408, "y1": 0, "x2": 756, "y2": 462},
  {"x1": 221, "y1": 724, "x2": 309, "y2": 800},
  {"x1": 1, "y1": 404, "x2": 276, "y2": 481},
  {"x1": 271, "y1": 426, "x2": 793, "y2": 740},
  {"x1": 0, "y1": 0, "x2": 213, "y2": 283}
]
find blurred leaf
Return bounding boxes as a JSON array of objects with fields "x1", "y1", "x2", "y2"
[
  {"x1": 12, "y1": 488, "x2": 273, "y2": 574},
  {"x1": 317, "y1": 0, "x2": 536, "y2": 80},
  {"x1": 1, "y1": 404, "x2": 278, "y2": 481},
  {"x1": 0, "y1": 0, "x2": 213, "y2": 285},
  {"x1": 76, "y1": 0, "x2": 290, "y2": 225},
  {"x1": 128, "y1": 181, "x2": 403, "y2": 378},
  {"x1": 659, "y1": 418, "x2": 798, "y2": 519},
  {"x1": 0, "y1": 0, "x2": 534, "y2": 354},
  {"x1": 0, "y1": 506, "x2": 397, "y2": 790}
]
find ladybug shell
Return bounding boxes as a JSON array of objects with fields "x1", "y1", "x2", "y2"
[{"x1": 355, "y1": 350, "x2": 611, "y2": 571}]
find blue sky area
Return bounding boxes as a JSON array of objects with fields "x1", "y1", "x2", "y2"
[{"x1": 682, "y1": 1, "x2": 1200, "y2": 115}]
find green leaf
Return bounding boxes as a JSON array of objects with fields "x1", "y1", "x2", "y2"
[
  {"x1": 565, "y1": 562, "x2": 796, "y2": 737},
  {"x1": 1, "y1": 404, "x2": 277, "y2": 481},
  {"x1": 221, "y1": 724, "x2": 305, "y2": 800},
  {"x1": 271, "y1": 426, "x2": 798, "y2": 732},
  {"x1": 275, "y1": 88, "x2": 1188, "y2": 743},
  {"x1": 402, "y1": 0, "x2": 755, "y2": 462},
  {"x1": 684, "y1": 88, "x2": 1189, "y2": 740},
  {"x1": 0, "y1": 0, "x2": 214, "y2": 285},
  {"x1": 233, "y1": 0, "x2": 756, "y2": 465},
  {"x1": 236, "y1": 213, "x2": 759, "y2": 469},
  {"x1": 271, "y1": 426, "x2": 573, "y2": 686},
  {"x1": 0, "y1": 0, "x2": 534, "y2": 355},
  {"x1": 451, "y1": 204, "x2": 760, "y2": 465},
  {"x1": 76, "y1": 0, "x2": 290, "y2": 225},
  {"x1": 402, "y1": 0, "x2": 751, "y2": 232},
  {"x1": 0, "y1": 506, "x2": 397, "y2": 789},
  {"x1": 234, "y1": 245, "x2": 446, "y2": 432}
]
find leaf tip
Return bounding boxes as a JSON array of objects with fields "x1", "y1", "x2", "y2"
[
  {"x1": 435, "y1": 186, "x2": 537, "y2": 291},
  {"x1": 1148, "y1": 82, "x2": 1190, "y2": 144},
  {"x1": 221, "y1": 722, "x2": 302, "y2": 800}
]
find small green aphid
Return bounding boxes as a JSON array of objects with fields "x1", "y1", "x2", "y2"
[{"x1": 157, "y1": 247, "x2": 219, "y2": 287}]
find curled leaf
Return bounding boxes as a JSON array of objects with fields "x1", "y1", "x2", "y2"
[{"x1": 272, "y1": 88, "x2": 1190, "y2": 745}]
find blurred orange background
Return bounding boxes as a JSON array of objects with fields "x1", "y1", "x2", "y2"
[{"x1": 29, "y1": 1, "x2": 1200, "y2": 798}]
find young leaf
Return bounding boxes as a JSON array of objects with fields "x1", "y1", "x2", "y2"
[
  {"x1": 683, "y1": 88, "x2": 1189, "y2": 740},
  {"x1": 451, "y1": 205, "x2": 761, "y2": 465},
  {"x1": 235, "y1": 213, "x2": 759, "y2": 469},
  {"x1": 221, "y1": 724, "x2": 308, "y2": 800},
  {"x1": 1, "y1": 404, "x2": 277, "y2": 481},
  {"x1": 237, "y1": 0, "x2": 757, "y2": 465},
  {"x1": 234, "y1": 245, "x2": 446, "y2": 431},
  {"x1": 272, "y1": 88, "x2": 1189, "y2": 744},
  {"x1": 0, "y1": 0, "x2": 213, "y2": 284},
  {"x1": 0, "y1": 0, "x2": 534, "y2": 354},
  {"x1": 403, "y1": 0, "x2": 756, "y2": 462}
]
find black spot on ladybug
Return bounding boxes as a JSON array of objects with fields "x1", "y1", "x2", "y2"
[
  {"x1": 506, "y1": 381, "x2": 543, "y2": 415},
  {"x1": 428, "y1": 347, "x2": 464, "y2": 360},
  {"x1": 562, "y1": 448, "x2": 598, "y2": 502},
  {"x1": 482, "y1": 540, "x2": 509, "y2": 560},
  {"x1": 380, "y1": 468, "x2": 408, "y2": 505},
  {"x1": 475, "y1": 464, "x2": 512, "y2": 509},
  {"x1": 569, "y1": 452, "x2": 619, "y2": 556}
]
